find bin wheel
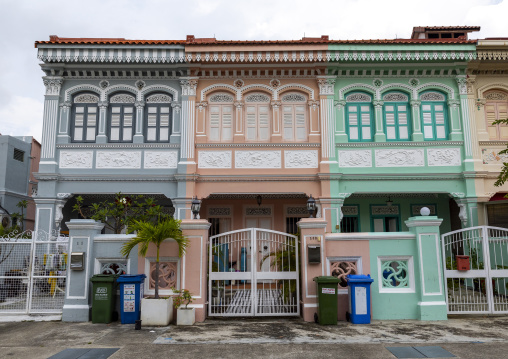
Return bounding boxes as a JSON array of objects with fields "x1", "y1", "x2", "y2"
[
  {"x1": 314, "y1": 313, "x2": 318, "y2": 323},
  {"x1": 346, "y1": 311, "x2": 350, "y2": 322}
]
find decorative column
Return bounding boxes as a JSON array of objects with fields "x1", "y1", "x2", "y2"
[
  {"x1": 465, "y1": 76, "x2": 482, "y2": 168},
  {"x1": 171, "y1": 102, "x2": 182, "y2": 143},
  {"x1": 317, "y1": 77, "x2": 336, "y2": 162},
  {"x1": 271, "y1": 101, "x2": 282, "y2": 140},
  {"x1": 57, "y1": 101, "x2": 71, "y2": 143},
  {"x1": 405, "y1": 213, "x2": 447, "y2": 320},
  {"x1": 410, "y1": 100, "x2": 424, "y2": 141},
  {"x1": 334, "y1": 99, "x2": 348, "y2": 143},
  {"x1": 179, "y1": 78, "x2": 198, "y2": 170},
  {"x1": 298, "y1": 218, "x2": 328, "y2": 322},
  {"x1": 96, "y1": 101, "x2": 109, "y2": 143},
  {"x1": 40, "y1": 76, "x2": 63, "y2": 172},
  {"x1": 62, "y1": 219, "x2": 104, "y2": 322},
  {"x1": 180, "y1": 219, "x2": 211, "y2": 322},
  {"x1": 133, "y1": 100, "x2": 145, "y2": 143},
  {"x1": 373, "y1": 100, "x2": 386, "y2": 142}
]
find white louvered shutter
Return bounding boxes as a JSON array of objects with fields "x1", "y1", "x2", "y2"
[
  {"x1": 222, "y1": 106, "x2": 233, "y2": 141},
  {"x1": 259, "y1": 105, "x2": 269, "y2": 141},
  {"x1": 246, "y1": 106, "x2": 257, "y2": 141},
  {"x1": 210, "y1": 106, "x2": 220, "y2": 141}
]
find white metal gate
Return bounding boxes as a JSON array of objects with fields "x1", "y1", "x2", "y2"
[
  {"x1": 208, "y1": 228, "x2": 300, "y2": 317},
  {"x1": 442, "y1": 226, "x2": 508, "y2": 314},
  {"x1": 0, "y1": 230, "x2": 68, "y2": 315}
]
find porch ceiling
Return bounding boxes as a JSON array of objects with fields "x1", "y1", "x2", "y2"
[
  {"x1": 206, "y1": 193, "x2": 308, "y2": 200},
  {"x1": 350, "y1": 193, "x2": 441, "y2": 198}
]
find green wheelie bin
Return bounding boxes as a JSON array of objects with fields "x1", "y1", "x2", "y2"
[
  {"x1": 90, "y1": 274, "x2": 119, "y2": 324},
  {"x1": 313, "y1": 276, "x2": 340, "y2": 325}
]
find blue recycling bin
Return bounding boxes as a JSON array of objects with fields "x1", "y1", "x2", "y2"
[
  {"x1": 117, "y1": 274, "x2": 146, "y2": 324},
  {"x1": 346, "y1": 274, "x2": 374, "y2": 324}
]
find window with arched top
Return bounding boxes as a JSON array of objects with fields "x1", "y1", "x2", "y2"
[
  {"x1": 208, "y1": 92, "x2": 234, "y2": 142},
  {"x1": 281, "y1": 92, "x2": 307, "y2": 141},
  {"x1": 108, "y1": 93, "x2": 135, "y2": 142},
  {"x1": 71, "y1": 92, "x2": 99, "y2": 142},
  {"x1": 345, "y1": 92, "x2": 373, "y2": 142},
  {"x1": 382, "y1": 92, "x2": 411, "y2": 141},
  {"x1": 420, "y1": 91, "x2": 448, "y2": 141},
  {"x1": 244, "y1": 92, "x2": 271, "y2": 141},
  {"x1": 145, "y1": 93, "x2": 172, "y2": 142},
  {"x1": 484, "y1": 91, "x2": 508, "y2": 140}
]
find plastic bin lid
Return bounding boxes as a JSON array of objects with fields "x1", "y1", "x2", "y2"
[
  {"x1": 90, "y1": 274, "x2": 119, "y2": 282},
  {"x1": 116, "y1": 274, "x2": 147, "y2": 283},
  {"x1": 313, "y1": 276, "x2": 340, "y2": 283},
  {"x1": 346, "y1": 274, "x2": 374, "y2": 283}
]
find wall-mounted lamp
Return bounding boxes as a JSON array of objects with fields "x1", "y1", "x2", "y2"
[
  {"x1": 191, "y1": 196, "x2": 201, "y2": 219},
  {"x1": 307, "y1": 195, "x2": 316, "y2": 218},
  {"x1": 386, "y1": 196, "x2": 393, "y2": 207},
  {"x1": 256, "y1": 195, "x2": 262, "y2": 207}
]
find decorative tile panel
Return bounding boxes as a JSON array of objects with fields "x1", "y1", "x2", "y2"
[
  {"x1": 144, "y1": 151, "x2": 178, "y2": 169},
  {"x1": 209, "y1": 207, "x2": 231, "y2": 216},
  {"x1": 286, "y1": 206, "x2": 308, "y2": 215},
  {"x1": 246, "y1": 207, "x2": 272, "y2": 216},
  {"x1": 381, "y1": 260, "x2": 409, "y2": 288},
  {"x1": 338, "y1": 150, "x2": 372, "y2": 167},
  {"x1": 427, "y1": 148, "x2": 461, "y2": 166},
  {"x1": 59, "y1": 151, "x2": 93, "y2": 168},
  {"x1": 375, "y1": 149, "x2": 424, "y2": 167},
  {"x1": 235, "y1": 151, "x2": 281, "y2": 168},
  {"x1": 96, "y1": 151, "x2": 141, "y2": 168},
  {"x1": 342, "y1": 206, "x2": 359, "y2": 216},
  {"x1": 482, "y1": 148, "x2": 508, "y2": 164},
  {"x1": 198, "y1": 151, "x2": 232, "y2": 168},
  {"x1": 284, "y1": 150, "x2": 318, "y2": 168}
]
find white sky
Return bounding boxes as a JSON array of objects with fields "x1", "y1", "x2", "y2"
[{"x1": 0, "y1": 0, "x2": 507, "y2": 141}]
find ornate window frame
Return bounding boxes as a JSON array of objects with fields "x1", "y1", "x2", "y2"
[
  {"x1": 377, "y1": 255, "x2": 415, "y2": 293},
  {"x1": 71, "y1": 92, "x2": 100, "y2": 143},
  {"x1": 327, "y1": 256, "x2": 362, "y2": 294},
  {"x1": 108, "y1": 92, "x2": 136, "y2": 143},
  {"x1": 280, "y1": 92, "x2": 308, "y2": 142},
  {"x1": 244, "y1": 92, "x2": 271, "y2": 142},
  {"x1": 207, "y1": 92, "x2": 235, "y2": 142},
  {"x1": 144, "y1": 92, "x2": 173, "y2": 143},
  {"x1": 144, "y1": 256, "x2": 180, "y2": 296},
  {"x1": 345, "y1": 92, "x2": 374, "y2": 142},
  {"x1": 420, "y1": 90, "x2": 448, "y2": 141},
  {"x1": 483, "y1": 90, "x2": 508, "y2": 141},
  {"x1": 382, "y1": 92, "x2": 411, "y2": 142}
]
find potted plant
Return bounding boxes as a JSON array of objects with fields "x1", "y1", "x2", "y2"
[
  {"x1": 121, "y1": 218, "x2": 189, "y2": 326},
  {"x1": 172, "y1": 287, "x2": 195, "y2": 325}
]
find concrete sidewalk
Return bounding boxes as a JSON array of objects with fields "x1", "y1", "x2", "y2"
[{"x1": 0, "y1": 316, "x2": 507, "y2": 358}]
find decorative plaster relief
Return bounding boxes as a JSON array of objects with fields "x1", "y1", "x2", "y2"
[
  {"x1": 59, "y1": 151, "x2": 93, "y2": 169},
  {"x1": 284, "y1": 150, "x2": 318, "y2": 168},
  {"x1": 235, "y1": 151, "x2": 281, "y2": 168},
  {"x1": 246, "y1": 207, "x2": 272, "y2": 216},
  {"x1": 427, "y1": 148, "x2": 461, "y2": 166},
  {"x1": 342, "y1": 206, "x2": 359, "y2": 216},
  {"x1": 198, "y1": 151, "x2": 232, "y2": 168},
  {"x1": 144, "y1": 151, "x2": 178, "y2": 169},
  {"x1": 96, "y1": 151, "x2": 141, "y2": 169},
  {"x1": 287, "y1": 206, "x2": 308, "y2": 215},
  {"x1": 375, "y1": 149, "x2": 424, "y2": 167},
  {"x1": 482, "y1": 149, "x2": 508, "y2": 164},
  {"x1": 371, "y1": 206, "x2": 399, "y2": 215},
  {"x1": 209, "y1": 207, "x2": 231, "y2": 216},
  {"x1": 338, "y1": 150, "x2": 372, "y2": 167}
]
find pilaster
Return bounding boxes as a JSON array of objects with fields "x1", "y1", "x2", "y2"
[
  {"x1": 62, "y1": 219, "x2": 104, "y2": 322},
  {"x1": 180, "y1": 219, "x2": 211, "y2": 322},
  {"x1": 334, "y1": 100, "x2": 348, "y2": 143},
  {"x1": 373, "y1": 100, "x2": 386, "y2": 142},
  {"x1": 171, "y1": 102, "x2": 182, "y2": 143},
  {"x1": 96, "y1": 101, "x2": 109, "y2": 143},
  {"x1": 410, "y1": 100, "x2": 424, "y2": 142},
  {"x1": 180, "y1": 77, "x2": 198, "y2": 165},
  {"x1": 133, "y1": 101, "x2": 145, "y2": 143},
  {"x1": 318, "y1": 77, "x2": 336, "y2": 159},
  {"x1": 40, "y1": 76, "x2": 63, "y2": 172},
  {"x1": 405, "y1": 215, "x2": 447, "y2": 320},
  {"x1": 57, "y1": 101, "x2": 71, "y2": 143}
]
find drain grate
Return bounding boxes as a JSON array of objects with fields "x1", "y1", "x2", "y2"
[
  {"x1": 47, "y1": 348, "x2": 119, "y2": 359},
  {"x1": 386, "y1": 346, "x2": 455, "y2": 358}
]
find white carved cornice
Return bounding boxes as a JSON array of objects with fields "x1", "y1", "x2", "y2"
[
  {"x1": 98, "y1": 101, "x2": 109, "y2": 109},
  {"x1": 455, "y1": 76, "x2": 468, "y2": 95},
  {"x1": 135, "y1": 101, "x2": 145, "y2": 109},
  {"x1": 373, "y1": 100, "x2": 384, "y2": 108},
  {"x1": 270, "y1": 101, "x2": 282, "y2": 109},
  {"x1": 317, "y1": 78, "x2": 335, "y2": 95},
  {"x1": 234, "y1": 101, "x2": 244, "y2": 109},
  {"x1": 410, "y1": 100, "x2": 421, "y2": 108},
  {"x1": 171, "y1": 102, "x2": 181, "y2": 114},
  {"x1": 447, "y1": 99, "x2": 460, "y2": 108},
  {"x1": 196, "y1": 102, "x2": 208, "y2": 111},
  {"x1": 308, "y1": 100, "x2": 319, "y2": 111},
  {"x1": 60, "y1": 101, "x2": 72, "y2": 109},
  {"x1": 334, "y1": 100, "x2": 346, "y2": 109},
  {"x1": 43, "y1": 77, "x2": 63, "y2": 96},
  {"x1": 466, "y1": 77, "x2": 476, "y2": 95}
]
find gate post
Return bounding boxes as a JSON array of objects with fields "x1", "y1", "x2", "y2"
[
  {"x1": 297, "y1": 218, "x2": 328, "y2": 322},
  {"x1": 62, "y1": 219, "x2": 104, "y2": 322},
  {"x1": 405, "y1": 214, "x2": 447, "y2": 320},
  {"x1": 180, "y1": 219, "x2": 211, "y2": 322}
]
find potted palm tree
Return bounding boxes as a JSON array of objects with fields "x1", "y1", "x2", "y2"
[{"x1": 121, "y1": 218, "x2": 189, "y2": 326}]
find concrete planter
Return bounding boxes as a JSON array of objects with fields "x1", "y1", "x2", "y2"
[
  {"x1": 140, "y1": 297, "x2": 173, "y2": 326},
  {"x1": 176, "y1": 307, "x2": 195, "y2": 325}
]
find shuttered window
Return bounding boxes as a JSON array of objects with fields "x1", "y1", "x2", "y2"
[
  {"x1": 144, "y1": 93, "x2": 172, "y2": 142},
  {"x1": 383, "y1": 102, "x2": 411, "y2": 141},
  {"x1": 346, "y1": 104, "x2": 373, "y2": 142},
  {"x1": 245, "y1": 104, "x2": 270, "y2": 141},
  {"x1": 282, "y1": 105, "x2": 306, "y2": 141},
  {"x1": 485, "y1": 96, "x2": 508, "y2": 141},
  {"x1": 109, "y1": 93, "x2": 135, "y2": 143},
  {"x1": 209, "y1": 105, "x2": 233, "y2": 141},
  {"x1": 421, "y1": 102, "x2": 448, "y2": 141},
  {"x1": 71, "y1": 92, "x2": 99, "y2": 143}
]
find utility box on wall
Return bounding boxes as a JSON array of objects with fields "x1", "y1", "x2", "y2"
[
  {"x1": 70, "y1": 252, "x2": 85, "y2": 270},
  {"x1": 456, "y1": 255, "x2": 470, "y2": 271},
  {"x1": 308, "y1": 245, "x2": 321, "y2": 264}
]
